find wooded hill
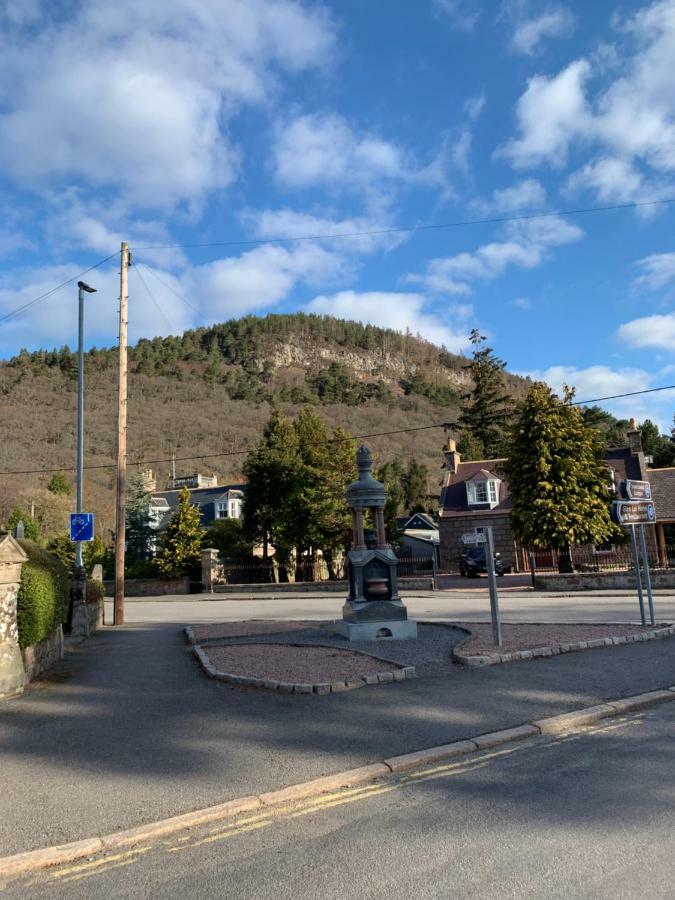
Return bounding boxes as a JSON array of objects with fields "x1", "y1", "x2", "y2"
[{"x1": 1, "y1": 313, "x2": 534, "y2": 541}]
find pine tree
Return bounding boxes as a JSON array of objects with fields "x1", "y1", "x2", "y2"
[
  {"x1": 125, "y1": 473, "x2": 153, "y2": 564},
  {"x1": 377, "y1": 457, "x2": 406, "y2": 543},
  {"x1": 459, "y1": 330, "x2": 513, "y2": 458},
  {"x1": 402, "y1": 459, "x2": 428, "y2": 513},
  {"x1": 47, "y1": 472, "x2": 71, "y2": 496},
  {"x1": 155, "y1": 488, "x2": 203, "y2": 579},
  {"x1": 505, "y1": 382, "x2": 619, "y2": 571}
]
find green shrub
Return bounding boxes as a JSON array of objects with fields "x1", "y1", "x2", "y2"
[
  {"x1": 16, "y1": 541, "x2": 70, "y2": 649},
  {"x1": 86, "y1": 579, "x2": 105, "y2": 604}
]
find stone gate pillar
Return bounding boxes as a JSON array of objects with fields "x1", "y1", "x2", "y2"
[
  {"x1": 202, "y1": 548, "x2": 219, "y2": 592},
  {"x1": 0, "y1": 533, "x2": 28, "y2": 697}
]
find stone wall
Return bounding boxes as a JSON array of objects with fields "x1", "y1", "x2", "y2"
[
  {"x1": 0, "y1": 534, "x2": 28, "y2": 697},
  {"x1": 535, "y1": 570, "x2": 675, "y2": 591},
  {"x1": 212, "y1": 576, "x2": 434, "y2": 594},
  {"x1": 103, "y1": 577, "x2": 191, "y2": 597},
  {"x1": 439, "y1": 514, "x2": 518, "y2": 572},
  {"x1": 21, "y1": 625, "x2": 64, "y2": 682}
]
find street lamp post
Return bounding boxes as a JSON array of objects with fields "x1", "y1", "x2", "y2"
[{"x1": 71, "y1": 280, "x2": 96, "y2": 635}]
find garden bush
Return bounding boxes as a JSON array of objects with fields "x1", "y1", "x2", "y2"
[
  {"x1": 16, "y1": 541, "x2": 70, "y2": 649},
  {"x1": 86, "y1": 579, "x2": 105, "y2": 604}
]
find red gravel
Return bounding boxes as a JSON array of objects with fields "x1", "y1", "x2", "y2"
[
  {"x1": 190, "y1": 621, "x2": 315, "y2": 643},
  {"x1": 455, "y1": 622, "x2": 666, "y2": 654},
  {"x1": 203, "y1": 643, "x2": 401, "y2": 682}
]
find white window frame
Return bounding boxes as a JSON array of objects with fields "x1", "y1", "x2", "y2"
[
  {"x1": 467, "y1": 479, "x2": 499, "y2": 508},
  {"x1": 215, "y1": 501, "x2": 229, "y2": 519}
]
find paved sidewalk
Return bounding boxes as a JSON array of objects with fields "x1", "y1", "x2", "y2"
[{"x1": 1, "y1": 620, "x2": 674, "y2": 857}]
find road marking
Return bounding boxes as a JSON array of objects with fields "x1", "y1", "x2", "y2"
[
  {"x1": 50, "y1": 847, "x2": 150, "y2": 879},
  {"x1": 167, "y1": 820, "x2": 272, "y2": 852},
  {"x1": 55, "y1": 858, "x2": 138, "y2": 885}
]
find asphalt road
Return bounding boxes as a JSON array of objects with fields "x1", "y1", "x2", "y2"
[
  {"x1": 8, "y1": 703, "x2": 675, "y2": 899},
  {"x1": 104, "y1": 585, "x2": 675, "y2": 626}
]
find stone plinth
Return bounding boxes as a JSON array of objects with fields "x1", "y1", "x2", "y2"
[
  {"x1": 334, "y1": 619, "x2": 418, "y2": 641},
  {"x1": 0, "y1": 534, "x2": 28, "y2": 697}
]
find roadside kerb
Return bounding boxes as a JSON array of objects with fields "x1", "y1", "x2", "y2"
[
  {"x1": 2, "y1": 684, "x2": 674, "y2": 879},
  {"x1": 453, "y1": 622, "x2": 675, "y2": 667}
]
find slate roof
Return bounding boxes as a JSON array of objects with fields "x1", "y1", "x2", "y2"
[
  {"x1": 439, "y1": 458, "x2": 509, "y2": 518},
  {"x1": 439, "y1": 448, "x2": 645, "y2": 519},
  {"x1": 396, "y1": 512, "x2": 438, "y2": 531},
  {"x1": 151, "y1": 483, "x2": 246, "y2": 512},
  {"x1": 649, "y1": 468, "x2": 675, "y2": 521}
]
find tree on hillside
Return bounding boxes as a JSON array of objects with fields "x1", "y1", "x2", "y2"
[
  {"x1": 155, "y1": 488, "x2": 203, "y2": 579},
  {"x1": 505, "y1": 382, "x2": 619, "y2": 572},
  {"x1": 459, "y1": 330, "x2": 513, "y2": 458},
  {"x1": 47, "y1": 472, "x2": 71, "y2": 496},
  {"x1": 125, "y1": 473, "x2": 153, "y2": 564}
]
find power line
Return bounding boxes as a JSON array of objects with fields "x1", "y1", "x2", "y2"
[
  {"x1": 135, "y1": 258, "x2": 199, "y2": 314},
  {"x1": 130, "y1": 197, "x2": 675, "y2": 252},
  {"x1": 0, "y1": 422, "x2": 455, "y2": 477},
  {"x1": 0, "y1": 252, "x2": 118, "y2": 327},
  {"x1": 132, "y1": 264, "x2": 174, "y2": 334},
  {"x1": 1, "y1": 379, "x2": 674, "y2": 479},
  {"x1": 571, "y1": 384, "x2": 675, "y2": 406}
]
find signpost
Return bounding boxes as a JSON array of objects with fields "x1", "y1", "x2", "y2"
[
  {"x1": 611, "y1": 481, "x2": 656, "y2": 626},
  {"x1": 70, "y1": 513, "x2": 95, "y2": 543},
  {"x1": 461, "y1": 530, "x2": 501, "y2": 646}
]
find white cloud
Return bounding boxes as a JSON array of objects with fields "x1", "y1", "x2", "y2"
[
  {"x1": 502, "y1": 2, "x2": 675, "y2": 203},
  {"x1": 511, "y1": 8, "x2": 575, "y2": 55},
  {"x1": 476, "y1": 178, "x2": 546, "y2": 213},
  {"x1": 306, "y1": 290, "x2": 471, "y2": 351},
  {"x1": 633, "y1": 252, "x2": 675, "y2": 290},
  {"x1": 0, "y1": 0, "x2": 335, "y2": 209},
  {"x1": 523, "y1": 362, "x2": 675, "y2": 429},
  {"x1": 498, "y1": 60, "x2": 591, "y2": 168},
  {"x1": 464, "y1": 94, "x2": 486, "y2": 121},
  {"x1": 513, "y1": 297, "x2": 532, "y2": 309},
  {"x1": 433, "y1": 0, "x2": 480, "y2": 30},
  {"x1": 408, "y1": 215, "x2": 582, "y2": 295},
  {"x1": 617, "y1": 313, "x2": 675, "y2": 350}
]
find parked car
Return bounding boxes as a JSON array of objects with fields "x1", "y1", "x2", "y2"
[{"x1": 459, "y1": 546, "x2": 505, "y2": 578}]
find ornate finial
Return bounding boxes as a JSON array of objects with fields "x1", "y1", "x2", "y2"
[
  {"x1": 629, "y1": 417, "x2": 637, "y2": 430},
  {"x1": 356, "y1": 445, "x2": 373, "y2": 474}
]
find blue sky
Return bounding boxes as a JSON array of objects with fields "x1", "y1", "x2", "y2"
[{"x1": 1, "y1": 0, "x2": 674, "y2": 427}]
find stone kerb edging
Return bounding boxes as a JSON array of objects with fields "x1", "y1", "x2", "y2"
[
  {"x1": 2, "y1": 685, "x2": 675, "y2": 879},
  {"x1": 453, "y1": 623, "x2": 675, "y2": 668},
  {"x1": 187, "y1": 630, "x2": 416, "y2": 694}
]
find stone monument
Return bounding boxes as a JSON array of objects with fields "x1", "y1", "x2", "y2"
[{"x1": 335, "y1": 446, "x2": 417, "y2": 641}]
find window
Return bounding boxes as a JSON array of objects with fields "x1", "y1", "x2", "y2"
[
  {"x1": 466, "y1": 480, "x2": 499, "y2": 506},
  {"x1": 216, "y1": 502, "x2": 228, "y2": 519}
]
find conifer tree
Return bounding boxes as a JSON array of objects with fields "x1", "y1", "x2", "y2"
[
  {"x1": 402, "y1": 459, "x2": 429, "y2": 513},
  {"x1": 125, "y1": 473, "x2": 153, "y2": 564},
  {"x1": 459, "y1": 330, "x2": 513, "y2": 458},
  {"x1": 47, "y1": 472, "x2": 71, "y2": 496},
  {"x1": 155, "y1": 488, "x2": 203, "y2": 578},
  {"x1": 377, "y1": 456, "x2": 406, "y2": 543},
  {"x1": 505, "y1": 382, "x2": 618, "y2": 571}
]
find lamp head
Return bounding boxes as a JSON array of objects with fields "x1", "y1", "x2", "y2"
[{"x1": 77, "y1": 281, "x2": 97, "y2": 293}]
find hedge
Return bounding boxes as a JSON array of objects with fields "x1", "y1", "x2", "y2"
[{"x1": 16, "y1": 541, "x2": 70, "y2": 649}]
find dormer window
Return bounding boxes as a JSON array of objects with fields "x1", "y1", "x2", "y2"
[{"x1": 466, "y1": 471, "x2": 500, "y2": 508}]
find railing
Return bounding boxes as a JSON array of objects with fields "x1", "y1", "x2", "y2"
[
  {"x1": 213, "y1": 553, "x2": 436, "y2": 585},
  {"x1": 528, "y1": 543, "x2": 673, "y2": 574}
]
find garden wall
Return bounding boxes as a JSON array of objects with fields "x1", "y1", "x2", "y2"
[
  {"x1": 103, "y1": 577, "x2": 191, "y2": 596},
  {"x1": 535, "y1": 571, "x2": 675, "y2": 591}
]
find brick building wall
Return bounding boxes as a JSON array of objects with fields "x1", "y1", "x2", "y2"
[{"x1": 439, "y1": 514, "x2": 518, "y2": 572}]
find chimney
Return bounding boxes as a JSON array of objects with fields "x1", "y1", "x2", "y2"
[
  {"x1": 627, "y1": 418, "x2": 643, "y2": 456},
  {"x1": 141, "y1": 468, "x2": 157, "y2": 492},
  {"x1": 443, "y1": 438, "x2": 461, "y2": 475}
]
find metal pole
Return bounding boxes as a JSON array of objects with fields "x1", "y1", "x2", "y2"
[
  {"x1": 629, "y1": 525, "x2": 646, "y2": 627},
  {"x1": 638, "y1": 524, "x2": 656, "y2": 626},
  {"x1": 73, "y1": 281, "x2": 96, "y2": 635},
  {"x1": 485, "y1": 527, "x2": 502, "y2": 647}
]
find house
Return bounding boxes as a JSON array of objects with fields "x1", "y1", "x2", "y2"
[
  {"x1": 149, "y1": 477, "x2": 246, "y2": 534},
  {"x1": 437, "y1": 424, "x2": 663, "y2": 572},
  {"x1": 396, "y1": 512, "x2": 440, "y2": 564}
]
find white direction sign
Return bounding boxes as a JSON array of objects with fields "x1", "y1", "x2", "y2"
[
  {"x1": 619, "y1": 479, "x2": 652, "y2": 501},
  {"x1": 461, "y1": 532, "x2": 487, "y2": 545}
]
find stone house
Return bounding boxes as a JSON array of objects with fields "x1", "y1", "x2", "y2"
[
  {"x1": 437, "y1": 425, "x2": 666, "y2": 572},
  {"x1": 149, "y1": 478, "x2": 246, "y2": 535}
]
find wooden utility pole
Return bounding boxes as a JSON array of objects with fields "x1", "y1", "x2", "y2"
[{"x1": 114, "y1": 241, "x2": 130, "y2": 625}]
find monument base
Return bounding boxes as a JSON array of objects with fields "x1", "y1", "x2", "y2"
[
  {"x1": 0, "y1": 644, "x2": 26, "y2": 697},
  {"x1": 334, "y1": 619, "x2": 418, "y2": 641}
]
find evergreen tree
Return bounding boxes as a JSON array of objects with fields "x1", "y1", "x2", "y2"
[
  {"x1": 505, "y1": 383, "x2": 619, "y2": 571},
  {"x1": 47, "y1": 472, "x2": 71, "y2": 496},
  {"x1": 242, "y1": 408, "x2": 302, "y2": 572},
  {"x1": 402, "y1": 458, "x2": 428, "y2": 513},
  {"x1": 456, "y1": 429, "x2": 487, "y2": 461},
  {"x1": 203, "y1": 519, "x2": 253, "y2": 559},
  {"x1": 125, "y1": 473, "x2": 153, "y2": 563},
  {"x1": 459, "y1": 330, "x2": 513, "y2": 457},
  {"x1": 639, "y1": 418, "x2": 675, "y2": 467},
  {"x1": 377, "y1": 457, "x2": 406, "y2": 543},
  {"x1": 155, "y1": 488, "x2": 203, "y2": 578},
  {"x1": 7, "y1": 507, "x2": 39, "y2": 541}
]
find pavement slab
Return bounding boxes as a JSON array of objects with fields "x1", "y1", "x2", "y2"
[{"x1": 1, "y1": 618, "x2": 674, "y2": 857}]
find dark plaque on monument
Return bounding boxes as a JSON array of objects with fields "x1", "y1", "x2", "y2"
[{"x1": 334, "y1": 446, "x2": 417, "y2": 641}]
